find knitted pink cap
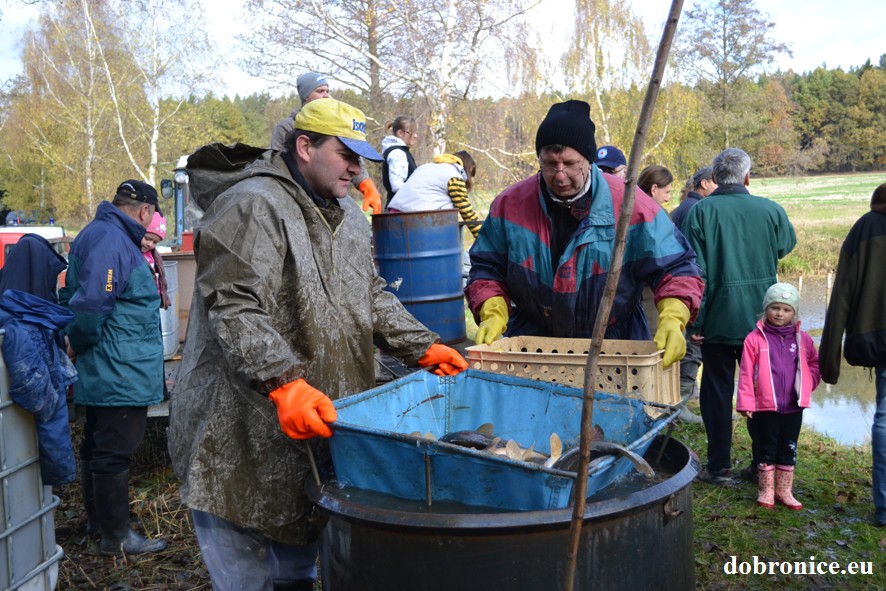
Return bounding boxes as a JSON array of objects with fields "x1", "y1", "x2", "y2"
[{"x1": 146, "y1": 211, "x2": 166, "y2": 240}]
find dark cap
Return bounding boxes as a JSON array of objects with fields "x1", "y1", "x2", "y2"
[
  {"x1": 535, "y1": 100, "x2": 597, "y2": 163},
  {"x1": 116, "y1": 180, "x2": 161, "y2": 216},
  {"x1": 594, "y1": 145, "x2": 626, "y2": 170}
]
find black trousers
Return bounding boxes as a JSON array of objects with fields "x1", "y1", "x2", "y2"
[
  {"x1": 699, "y1": 343, "x2": 743, "y2": 471},
  {"x1": 747, "y1": 410, "x2": 803, "y2": 466},
  {"x1": 80, "y1": 406, "x2": 148, "y2": 475}
]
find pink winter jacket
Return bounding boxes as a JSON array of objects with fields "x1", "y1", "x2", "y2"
[{"x1": 736, "y1": 319, "x2": 821, "y2": 412}]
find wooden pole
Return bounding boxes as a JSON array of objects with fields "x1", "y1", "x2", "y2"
[{"x1": 561, "y1": 3, "x2": 684, "y2": 590}]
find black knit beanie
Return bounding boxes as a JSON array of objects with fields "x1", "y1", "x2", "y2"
[{"x1": 535, "y1": 100, "x2": 597, "y2": 163}]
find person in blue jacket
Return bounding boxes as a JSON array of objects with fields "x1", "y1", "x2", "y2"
[{"x1": 59, "y1": 180, "x2": 167, "y2": 555}]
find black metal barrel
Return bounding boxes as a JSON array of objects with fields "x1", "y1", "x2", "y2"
[{"x1": 308, "y1": 435, "x2": 698, "y2": 591}]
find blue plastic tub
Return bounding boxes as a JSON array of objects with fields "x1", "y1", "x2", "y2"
[{"x1": 329, "y1": 370, "x2": 677, "y2": 511}]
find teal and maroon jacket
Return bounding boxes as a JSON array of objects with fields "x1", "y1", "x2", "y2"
[{"x1": 465, "y1": 167, "x2": 703, "y2": 339}]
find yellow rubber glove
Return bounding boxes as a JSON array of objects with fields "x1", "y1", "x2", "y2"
[
  {"x1": 268, "y1": 379, "x2": 338, "y2": 439},
  {"x1": 358, "y1": 178, "x2": 382, "y2": 215},
  {"x1": 653, "y1": 298, "x2": 691, "y2": 368},
  {"x1": 475, "y1": 296, "x2": 509, "y2": 345},
  {"x1": 418, "y1": 343, "x2": 469, "y2": 376}
]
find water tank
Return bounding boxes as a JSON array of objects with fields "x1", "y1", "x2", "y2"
[
  {"x1": 0, "y1": 332, "x2": 63, "y2": 591},
  {"x1": 160, "y1": 260, "x2": 179, "y2": 359}
]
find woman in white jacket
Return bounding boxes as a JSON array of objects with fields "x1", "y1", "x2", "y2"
[
  {"x1": 386, "y1": 151, "x2": 481, "y2": 238},
  {"x1": 380, "y1": 116, "x2": 418, "y2": 201}
]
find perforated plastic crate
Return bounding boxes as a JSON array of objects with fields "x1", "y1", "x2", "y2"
[{"x1": 466, "y1": 336, "x2": 680, "y2": 406}]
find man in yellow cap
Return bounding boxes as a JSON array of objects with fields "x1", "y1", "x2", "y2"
[{"x1": 169, "y1": 98, "x2": 466, "y2": 590}]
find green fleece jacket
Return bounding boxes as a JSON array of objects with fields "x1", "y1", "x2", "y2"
[{"x1": 682, "y1": 184, "x2": 796, "y2": 346}]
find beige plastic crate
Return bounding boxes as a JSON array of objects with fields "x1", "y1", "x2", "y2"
[{"x1": 465, "y1": 336, "x2": 680, "y2": 406}]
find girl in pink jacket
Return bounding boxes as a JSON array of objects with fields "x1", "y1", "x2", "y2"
[{"x1": 736, "y1": 282, "x2": 821, "y2": 510}]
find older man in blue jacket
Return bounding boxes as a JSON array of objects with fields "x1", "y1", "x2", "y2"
[{"x1": 60, "y1": 180, "x2": 167, "y2": 555}]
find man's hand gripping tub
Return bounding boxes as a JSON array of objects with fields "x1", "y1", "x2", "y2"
[
  {"x1": 269, "y1": 379, "x2": 338, "y2": 439},
  {"x1": 418, "y1": 343, "x2": 469, "y2": 377}
]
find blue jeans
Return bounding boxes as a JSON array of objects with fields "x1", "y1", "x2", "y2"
[
  {"x1": 191, "y1": 509, "x2": 318, "y2": 590},
  {"x1": 874, "y1": 366, "x2": 886, "y2": 524}
]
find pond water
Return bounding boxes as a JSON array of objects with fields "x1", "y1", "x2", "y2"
[{"x1": 767, "y1": 277, "x2": 875, "y2": 447}]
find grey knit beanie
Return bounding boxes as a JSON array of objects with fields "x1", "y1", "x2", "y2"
[
  {"x1": 762, "y1": 282, "x2": 800, "y2": 315},
  {"x1": 297, "y1": 72, "x2": 328, "y2": 104}
]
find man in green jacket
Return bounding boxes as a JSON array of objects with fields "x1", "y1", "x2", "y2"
[
  {"x1": 683, "y1": 148, "x2": 797, "y2": 485},
  {"x1": 168, "y1": 98, "x2": 467, "y2": 590}
]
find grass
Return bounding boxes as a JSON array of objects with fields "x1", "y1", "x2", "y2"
[{"x1": 675, "y1": 400, "x2": 886, "y2": 590}]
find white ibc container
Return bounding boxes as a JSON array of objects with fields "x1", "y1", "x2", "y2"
[
  {"x1": 0, "y1": 332, "x2": 63, "y2": 591},
  {"x1": 160, "y1": 260, "x2": 180, "y2": 360}
]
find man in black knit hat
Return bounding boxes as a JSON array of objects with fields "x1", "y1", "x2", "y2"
[{"x1": 465, "y1": 100, "x2": 703, "y2": 374}]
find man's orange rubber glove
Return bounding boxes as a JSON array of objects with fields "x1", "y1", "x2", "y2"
[
  {"x1": 268, "y1": 379, "x2": 338, "y2": 439},
  {"x1": 418, "y1": 343, "x2": 469, "y2": 377},
  {"x1": 358, "y1": 178, "x2": 382, "y2": 215}
]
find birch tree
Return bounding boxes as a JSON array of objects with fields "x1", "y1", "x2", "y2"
[
  {"x1": 561, "y1": 0, "x2": 653, "y2": 146},
  {"x1": 241, "y1": 0, "x2": 541, "y2": 154},
  {"x1": 100, "y1": 0, "x2": 216, "y2": 184},
  {"x1": 10, "y1": 0, "x2": 125, "y2": 218}
]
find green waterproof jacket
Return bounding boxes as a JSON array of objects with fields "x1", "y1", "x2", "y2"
[
  {"x1": 167, "y1": 145, "x2": 438, "y2": 544},
  {"x1": 682, "y1": 185, "x2": 796, "y2": 346},
  {"x1": 60, "y1": 201, "x2": 164, "y2": 407}
]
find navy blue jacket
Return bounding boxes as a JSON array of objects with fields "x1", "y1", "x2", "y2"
[{"x1": 669, "y1": 191, "x2": 703, "y2": 234}]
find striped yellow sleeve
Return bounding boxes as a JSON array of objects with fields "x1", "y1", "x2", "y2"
[{"x1": 447, "y1": 177, "x2": 481, "y2": 237}]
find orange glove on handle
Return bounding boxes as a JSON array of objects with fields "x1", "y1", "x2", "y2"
[
  {"x1": 268, "y1": 379, "x2": 338, "y2": 439},
  {"x1": 418, "y1": 343, "x2": 469, "y2": 376},
  {"x1": 358, "y1": 178, "x2": 382, "y2": 215}
]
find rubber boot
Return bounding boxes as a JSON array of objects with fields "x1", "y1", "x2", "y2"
[
  {"x1": 756, "y1": 464, "x2": 775, "y2": 508},
  {"x1": 80, "y1": 462, "x2": 100, "y2": 537},
  {"x1": 93, "y1": 470, "x2": 167, "y2": 555},
  {"x1": 774, "y1": 465, "x2": 803, "y2": 510}
]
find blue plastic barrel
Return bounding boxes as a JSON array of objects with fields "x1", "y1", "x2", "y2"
[{"x1": 372, "y1": 210, "x2": 466, "y2": 344}]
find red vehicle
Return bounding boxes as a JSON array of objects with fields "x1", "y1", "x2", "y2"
[{"x1": 0, "y1": 226, "x2": 72, "y2": 290}]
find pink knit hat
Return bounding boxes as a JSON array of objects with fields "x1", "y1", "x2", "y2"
[{"x1": 146, "y1": 211, "x2": 167, "y2": 240}]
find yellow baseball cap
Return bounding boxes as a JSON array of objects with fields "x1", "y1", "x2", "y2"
[{"x1": 295, "y1": 98, "x2": 382, "y2": 162}]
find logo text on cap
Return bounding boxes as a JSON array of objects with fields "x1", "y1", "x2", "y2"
[{"x1": 352, "y1": 119, "x2": 366, "y2": 134}]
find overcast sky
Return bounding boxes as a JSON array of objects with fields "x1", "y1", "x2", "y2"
[{"x1": 1, "y1": 0, "x2": 883, "y2": 97}]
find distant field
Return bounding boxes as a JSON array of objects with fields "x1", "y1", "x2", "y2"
[{"x1": 755, "y1": 172, "x2": 884, "y2": 275}]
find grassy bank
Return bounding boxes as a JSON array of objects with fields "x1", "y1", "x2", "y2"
[
  {"x1": 677, "y1": 399, "x2": 884, "y2": 590},
  {"x1": 51, "y1": 411, "x2": 885, "y2": 590}
]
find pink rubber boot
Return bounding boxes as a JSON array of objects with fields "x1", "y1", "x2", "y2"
[
  {"x1": 757, "y1": 464, "x2": 775, "y2": 509},
  {"x1": 775, "y1": 465, "x2": 802, "y2": 510}
]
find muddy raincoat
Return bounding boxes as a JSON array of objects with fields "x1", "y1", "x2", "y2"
[{"x1": 167, "y1": 144, "x2": 438, "y2": 544}]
